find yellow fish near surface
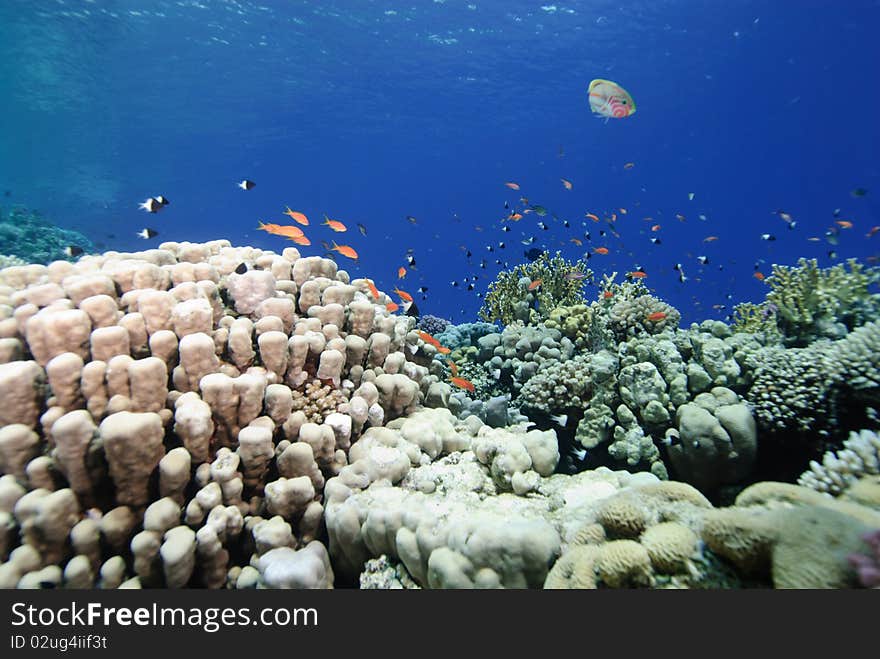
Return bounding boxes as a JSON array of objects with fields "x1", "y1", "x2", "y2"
[{"x1": 588, "y1": 79, "x2": 636, "y2": 119}]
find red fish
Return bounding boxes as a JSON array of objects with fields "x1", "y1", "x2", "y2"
[
  {"x1": 646, "y1": 312, "x2": 667, "y2": 322},
  {"x1": 450, "y1": 376, "x2": 475, "y2": 392},
  {"x1": 505, "y1": 182, "x2": 520, "y2": 190},
  {"x1": 386, "y1": 302, "x2": 399, "y2": 312},
  {"x1": 594, "y1": 247, "x2": 609, "y2": 255},
  {"x1": 561, "y1": 178, "x2": 573, "y2": 190},
  {"x1": 366, "y1": 279, "x2": 380, "y2": 300},
  {"x1": 627, "y1": 271, "x2": 647, "y2": 279},
  {"x1": 754, "y1": 272, "x2": 765, "y2": 281},
  {"x1": 394, "y1": 287, "x2": 413, "y2": 302},
  {"x1": 603, "y1": 291, "x2": 614, "y2": 300},
  {"x1": 528, "y1": 279, "x2": 543, "y2": 291}
]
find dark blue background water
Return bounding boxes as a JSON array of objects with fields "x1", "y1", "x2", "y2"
[{"x1": 1, "y1": 0, "x2": 879, "y2": 324}]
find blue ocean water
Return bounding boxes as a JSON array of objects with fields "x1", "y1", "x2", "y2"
[{"x1": 1, "y1": 0, "x2": 878, "y2": 325}]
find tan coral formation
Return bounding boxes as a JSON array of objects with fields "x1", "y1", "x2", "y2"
[{"x1": 0, "y1": 240, "x2": 430, "y2": 588}]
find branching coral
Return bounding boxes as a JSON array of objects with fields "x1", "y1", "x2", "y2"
[
  {"x1": 479, "y1": 251, "x2": 592, "y2": 326},
  {"x1": 732, "y1": 258, "x2": 880, "y2": 346},
  {"x1": 798, "y1": 429, "x2": 880, "y2": 495}
]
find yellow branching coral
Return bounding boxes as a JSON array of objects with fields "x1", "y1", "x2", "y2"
[
  {"x1": 479, "y1": 251, "x2": 592, "y2": 326},
  {"x1": 733, "y1": 258, "x2": 880, "y2": 346}
]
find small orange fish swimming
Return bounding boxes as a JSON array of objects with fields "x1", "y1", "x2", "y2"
[
  {"x1": 528, "y1": 279, "x2": 543, "y2": 291},
  {"x1": 322, "y1": 215, "x2": 347, "y2": 232},
  {"x1": 835, "y1": 220, "x2": 853, "y2": 229},
  {"x1": 330, "y1": 242, "x2": 359, "y2": 260},
  {"x1": 623, "y1": 162, "x2": 635, "y2": 170},
  {"x1": 570, "y1": 238, "x2": 583, "y2": 246},
  {"x1": 619, "y1": 208, "x2": 628, "y2": 215},
  {"x1": 628, "y1": 271, "x2": 647, "y2": 279},
  {"x1": 651, "y1": 224, "x2": 661, "y2": 232},
  {"x1": 283, "y1": 208, "x2": 310, "y2": 226},
  {"x1": 754, "y1": 271, "x2": 765, "y2": 281},
  {"x1": 508, "y1": 212, "x2": 523, "y2": 222},
  {"x1": 417, "y1": 331, "x2": 440, "y2": 348},
  {"x1": 646, "y1": 312, "x2": 667, "y2": 322},
  {"x1": 586, "y1": 213, "x2": 600, "y2": 223},
  {"x1": 867, "y1": 226, "x2": 880, "y2": 238},
  {"x1": 505, "y1": 182, "x2": 520, "y2": 190},
  {"x1": 397, "y1": 267, "x2": 407, "y2": 279},
  {"x1": 386, "y1": 302, "x2": 399, "y2": 312},
  {"x1": 594, "y1": 247, "x2": 609, "y2": 255},
  {"x1": 561, "y1": 178, "x2": 573, "y2": 190},
  {"x1": 703, "y1": 236, "x2": 719, "y2": 243},
  {"x1": 437, "y1": 346, "x2": 451, "y2": 355},
  {"x1": 366, "y1": 279, "x2": 380, "y2": 300},
  {"x1": 291, "y1": 235, "x2": 311, "y2": 246},
  {"x1": 450, "y1": 376, "x2": 475, "y2": 392},
  {"x1": 394, "y1": 287, "x2": 413, "y2": 302},
  {"x1": 449, "y1": 361, "x2": 459, "y2": 377},
  {"x1": 257, "y1": 221, "x2": 304, "y2": 239},
  {"x1": 603, "y1": 291, "x2": 614, "y2": 300}
]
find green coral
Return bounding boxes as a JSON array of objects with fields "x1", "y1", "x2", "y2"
[
  {"x1": 479, "y1": 251, "x2": 592, "y2": 326},
  {"x1": 733, "y1": 258, "x2": 880, "y2": 346},
  {"x1": 544, "y1": 304, "x2": 593, "y2": 348}
]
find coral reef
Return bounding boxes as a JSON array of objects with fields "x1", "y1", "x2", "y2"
[
  {"x1": 0, "y1": 239, "x2": 436, "y2": 589},
  {"x1": 0, "y1": 206, "x2": 95, "y2": 265},
  {"x1": 733, "y1": 258, "x2": 880, "y2": 346},
  {"x1": 479, "y1": 251, "x2": 591, "y2": 325}
]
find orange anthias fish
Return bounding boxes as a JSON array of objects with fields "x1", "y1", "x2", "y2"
[
  {"x1": 386, "y1": 302, "x2": 399, "y2": 313},
  {"x1": 418, "y1": 331, "x2": 441, "y2": 348},
  {"x1": 450, "y1": 376, "x2": 475, "y2": 392},
  {"x1": 257, "y1": 221, "x2": 304, "y2": 239},
  {"x1": 646, "y1": 311, "x2": 667, "y2": 322},
  {"x1": 867, "y1": 226, "x2": 880, "y2": 238},
  {"x1": 291, "y1": 235, "x2": 311, "y2": 246},
  {"x1": 619, "y1": 208, "x2": 628, "y2": 215},
  {"x1": 394, "y1": 287, "x2": 413, "y2": 302},
  {"x1": 754, "y1": 271, "x2": 765, "y2": 281},
  {"x1": 437, "y1": 346, "x2": 451, "y2": 355},
  {"x1": 651, "y1": 224, "x2": 661, "y2": 232},
  {"x1": 528, "y1": 279, "x2": 543, "y2": 291},
  {"x1": 508, "y1": 212, "x2": 523, "y2": 222},
  {"x1": 366, "y1": 279, "x2": 380, "y2": 300},
  {"x1": 322, "y1": 215, "x2": 347, "y2": 232},
  {"x1": 603, "y1": 291, "x2": 614, "y2": 300},
  {"x1": 330, "y1": 242, "x2": 359, "y2": 260},
  {"x1": 594, "y1": 247, "x2": 609, "y2": 255},
  {"x1": 703, "y1": 236, "x2": 719, "y2": 243},
  {"x1": 628, "y1": 271, "x2": 647, "y2": 279},
  {"x1": 449, "y1": 361, "x2": 459, "y2": 377},
  {"x1": 561, "y1": 178, "x2": 573, "y2": 190},
  {"x1": 397, "y1": 267, "x2": 407, "y2": 279},
  {"x1": 283, "y1": 208, "x2": 309, "y2": 226},
  {"x1": 570, "y1": 238, "x2": 583, "y2": 246},
  {"x1": 835, "y1": 220, "x2": 853, "y2": 229},
  {"x1": 505, "y1": 182, "x2": 520, "y2": 190},
  {"x1": 586, "y1": 213, "x2": 600, "y2": 223}
]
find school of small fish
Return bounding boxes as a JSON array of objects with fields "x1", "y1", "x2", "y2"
[{"x1": 59, "y1": 76, "x2": 872, "y2": 335}]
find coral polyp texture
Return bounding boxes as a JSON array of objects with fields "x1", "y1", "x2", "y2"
[{"x1": 0, "y1": 241, "x2": 879, "y2": 590}]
